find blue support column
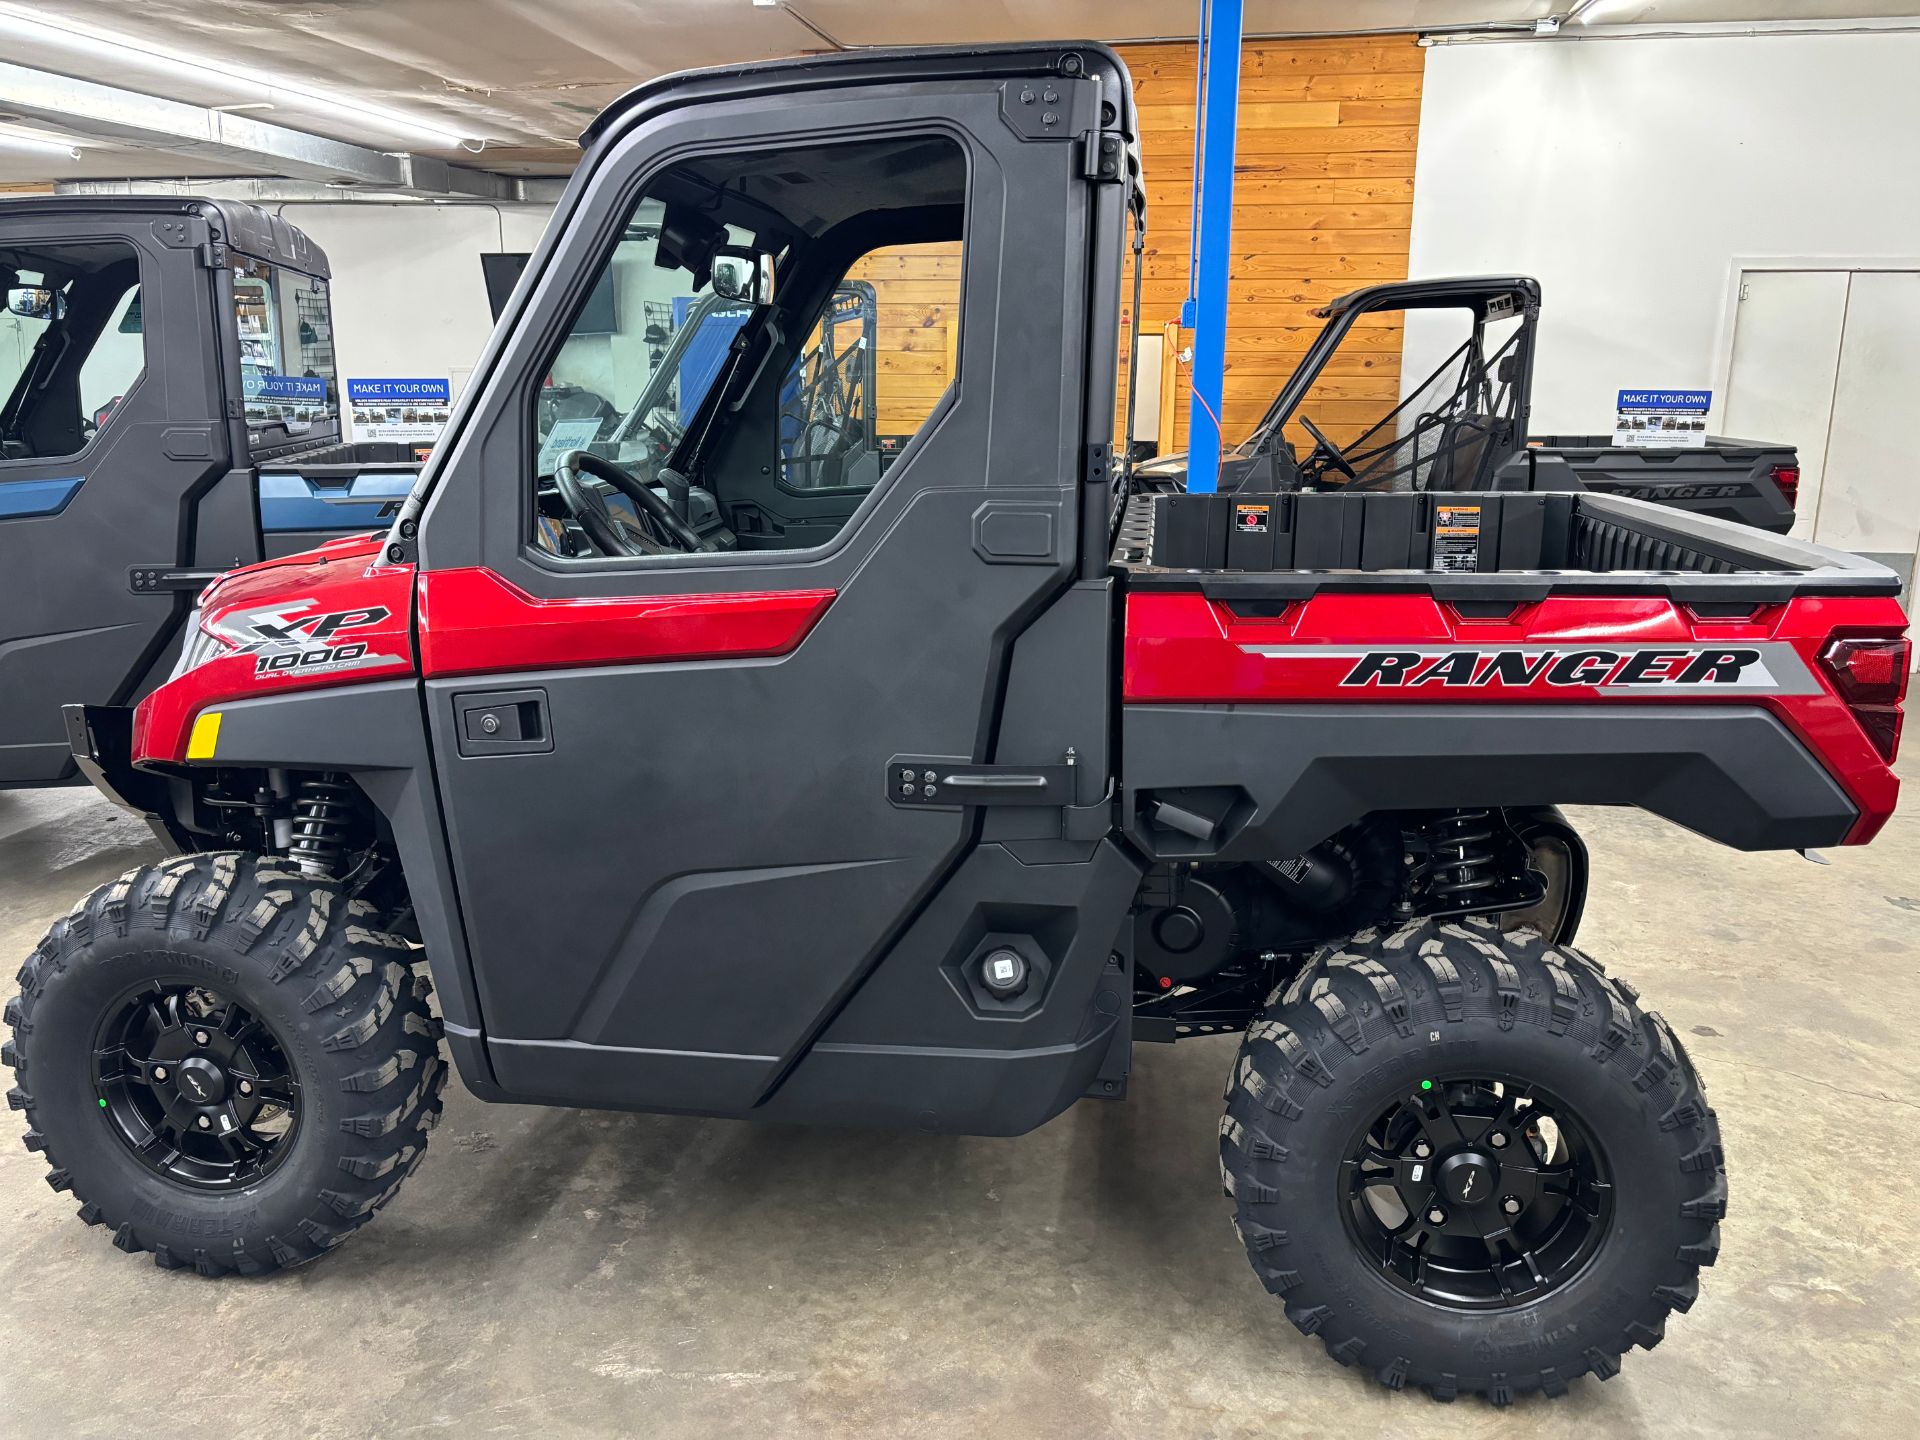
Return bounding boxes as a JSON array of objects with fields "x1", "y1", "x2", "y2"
[{"x1": 1179, "y1": 0, "x2": 1243, "y2": 494}]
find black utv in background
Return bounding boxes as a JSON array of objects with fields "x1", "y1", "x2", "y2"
[
  {"x1": 0, "y1": 198, "x2": 417, "y2": 787},
  {"x1": 1136, "y1": 275, "x2": 1800, "y2": 533}
]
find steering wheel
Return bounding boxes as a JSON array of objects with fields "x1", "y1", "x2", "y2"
[
  {"x1": 553, "y1": 449, "x2": 705, "y2": 557},
  {"x1": 1299, "y1": 414, "x2": 1359, "y2": 482}
]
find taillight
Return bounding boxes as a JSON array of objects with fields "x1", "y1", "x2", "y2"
[
  {"x1": 1771, "y1": 463, "x2": 1800, "y2": 509},
  {"x1": 1820, "y1": 634, "x2": 1910, "y2": 761}
]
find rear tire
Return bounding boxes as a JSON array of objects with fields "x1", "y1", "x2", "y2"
[
  {"x1": 1220, "y1": 917, "x2": 1725, "y2": 1403},
  {"x1": 4, "y1": 853, "x2": 445, "y2": 1275}
]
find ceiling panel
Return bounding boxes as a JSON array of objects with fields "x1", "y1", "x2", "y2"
[{"x1": 1, "y1": 0, "x2": 1915, "y2": 185}]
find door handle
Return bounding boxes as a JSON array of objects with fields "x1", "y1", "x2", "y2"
[
  {"x1": 887, "y1": 755, "x2": 1073, "y2": 808},
  {"x1": 454, "y1": 688, "x2": 552, "y2": 756},
  {"x1": 940, "y1": 772, "x2": 1050, "y2": 790}
]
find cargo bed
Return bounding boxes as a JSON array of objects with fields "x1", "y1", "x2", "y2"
[{"x1": 1112, "y1": 489, "x2": 1897, "y2": 605}]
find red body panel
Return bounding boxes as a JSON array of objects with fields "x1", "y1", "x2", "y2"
[
  {"x1": 134, "y1": 542, "x2": 838, "y2": 763},
  {"x1": 132, "y1": 536, "x2": 416, "y2": 767},
  {"x1": 1124, "y1": 589, "x2": 1906, "y2": 843},
  {"x1": 416, "y1": 567, "x2": 835, "y2": 679}
]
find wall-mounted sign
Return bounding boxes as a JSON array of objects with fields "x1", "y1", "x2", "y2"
[
  {"x1": 347, "y1": 377, "x2": 452, "y2": 442},
  {"x1": 1614, "y1": 389, "x2": 1710, "y2": 449},
  {"x1": 246, "y1": 373, "x2": 327, "y2": 404},
  {"x1": 243, "y1": 371, "x2": 329, "y2": 433}
]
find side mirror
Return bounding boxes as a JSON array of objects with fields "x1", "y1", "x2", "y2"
[
  {"x1": 710, "y1": 247, "x2": 776, "y2": 307},
  {"x1": 6, "y1": 286, "x2": 64, "y2": 322}
]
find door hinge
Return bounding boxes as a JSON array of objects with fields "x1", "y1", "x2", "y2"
[{"x1": 1080, "y1": 130, "x2": 1126, "y2": 183}]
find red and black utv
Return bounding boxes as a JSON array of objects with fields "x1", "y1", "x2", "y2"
[{"x1": 6, "y1": 44, "x2": 1907, "y2": 1405}]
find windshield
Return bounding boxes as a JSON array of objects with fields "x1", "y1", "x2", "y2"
[{"x1": 1252, "y1": 299, "x2": 1529, "y2": 492}]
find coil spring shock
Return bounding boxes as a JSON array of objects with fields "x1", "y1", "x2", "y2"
[
  {"x1": 289, "y1": 773, "x2": 355, "y2": 879},
  {"x1": 1427, "y1": 809, "x2": 1500, "y2": 903}
]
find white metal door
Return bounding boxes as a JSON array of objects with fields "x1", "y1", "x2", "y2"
[
  {"x1": 1816, "y1": 271, "x2": 1920, "y2": 590},
  {"x1": 1721, "y1": 271, "x2": 1848, "y2": 542}
]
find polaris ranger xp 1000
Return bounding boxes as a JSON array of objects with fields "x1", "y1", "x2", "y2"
[{"x1": 7, "y1": 45, "x2": 1909, "y2": 1405}]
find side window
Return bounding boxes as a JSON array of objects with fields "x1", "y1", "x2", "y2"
[
  {"x1": 530, "y1": 134, "x2": 967, "y2": 561},
  {"x1": 0, "y1": 241, "x2": 144, "y2": 460},
  {"x1": 778, "y1": 241, "x2": 962, "y2": 493},
  {"x1": 79, "y1": 284, "x2": 143, "y2": 428}
]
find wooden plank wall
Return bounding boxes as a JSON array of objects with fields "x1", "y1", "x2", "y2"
[
  {"x1": 1117, "y1": 35, "x2": 1423, "y2": 452},
  {"x1": 842, "y1": 36, "x2": 1423, "y2": 449},
  {"x1": 845, "y1": 242, "x2": 962, "y2": 435}
]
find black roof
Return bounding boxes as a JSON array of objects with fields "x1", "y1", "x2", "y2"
[
  {"x1": 582, "y1": 41, "x2": 1140, "y2": 202},
  {"x1": 0, "y1": 195, "x2": 329, "y2": 277}
]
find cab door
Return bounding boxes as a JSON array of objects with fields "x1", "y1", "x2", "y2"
[
  {"x1": 416, "y1": 63, "x2": 1120, "y2": 1115},
  {"x1": 0, "y1": 211, "x2": 229, "y2": 785}
]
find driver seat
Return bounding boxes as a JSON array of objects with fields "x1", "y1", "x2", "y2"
[{"x1": 1429, "y1": 413, "x2": 1498, "y2": 491}]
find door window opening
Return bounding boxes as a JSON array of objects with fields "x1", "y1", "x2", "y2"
[{"x1": 530, "y1": 133, "x2": 967, "y2": 560}]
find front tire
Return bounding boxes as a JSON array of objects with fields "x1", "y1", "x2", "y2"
[
  {"x1": 4, "y1": 853, "x2": 445, "y2": 1275},
  {"x1": 1220, "y1": 917, "x2": 1725, "y2": 1403}
]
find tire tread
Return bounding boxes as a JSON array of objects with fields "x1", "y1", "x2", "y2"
[{"x1": 4, "y1": 852, "x2": 446, "y2": 1276}]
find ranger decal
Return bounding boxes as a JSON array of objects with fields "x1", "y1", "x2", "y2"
[
  {"x1": 1342, "y1": 647, "x2": 1767, "y2": 689},
  {"x1": 1232, "y1": 641, "x2": 1825, "y2": 697}
]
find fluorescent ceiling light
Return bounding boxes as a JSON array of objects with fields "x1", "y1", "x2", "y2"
[
  {"x1": 0, "y1": 3, "x2": 476, "y2": 149},
  {"x1": 1572, "y1": 0, "x2": 1644, "y2": 22},
  {"x1": 0, "y1": 125, "x2": 79, "y2": 158}
]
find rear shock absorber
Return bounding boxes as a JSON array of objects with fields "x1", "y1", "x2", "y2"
[
  {"x1": 1427, "y1": 809, "x2": 1499, "y2": 905},
  {"x1": 289, "y1": 773, "x2": 356, "y2": 879}
]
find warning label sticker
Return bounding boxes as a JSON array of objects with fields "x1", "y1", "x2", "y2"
[
  {"x1": 1234, "y1": 503, "x2": 1270, "y2": 534},
  {"x1": 1433, "y1": 504, "x2": 1482, "y2": 573}
]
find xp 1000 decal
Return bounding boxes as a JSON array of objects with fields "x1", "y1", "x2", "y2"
[{"x1": 224, "y1": 604, "x2": 396, "y2": 677}]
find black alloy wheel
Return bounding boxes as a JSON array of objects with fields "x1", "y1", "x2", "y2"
[
  {"x1": 93, "y1": 982, "x2": 301, "y2": 1190},
  {"x1": 1340, "y1": 1074, "x2": 1613, "y2": 1310}
]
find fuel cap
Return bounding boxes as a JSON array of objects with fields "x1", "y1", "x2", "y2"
[{"x1": 980, "y1": 948, "x2": 1029, "y2": 999}]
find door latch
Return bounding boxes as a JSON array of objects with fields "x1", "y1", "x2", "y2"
[
  {"x1": 887, "y1": 753, "x2": 1074, "y2": 808},
  {"x1": 454, "y1": 689, "x2": 552, "y2": 757}
]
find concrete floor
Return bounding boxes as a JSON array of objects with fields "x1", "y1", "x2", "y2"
[{"x1": 2, "y1": 769, "x2": 1917, "y2": 1439}]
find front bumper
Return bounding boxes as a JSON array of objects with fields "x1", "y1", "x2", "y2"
[{"x1": 62, "y1": 704, "x2": 188, "y2": 851}]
